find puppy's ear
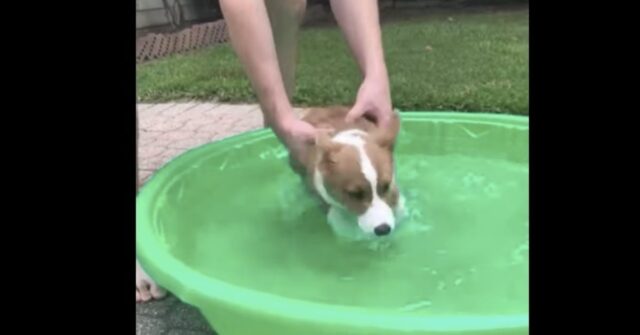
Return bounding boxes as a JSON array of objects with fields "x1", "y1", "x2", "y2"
[
  {"x1": 315, "y1": 131, "x2": 342, "y2": 164},
  {"x1": 372, "y1": 109, "x2": 401, "y2": 150}
]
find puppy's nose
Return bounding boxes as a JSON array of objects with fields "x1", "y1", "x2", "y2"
[{"x1": 374, "y1": 224, "x2": 391, "y2": 236}]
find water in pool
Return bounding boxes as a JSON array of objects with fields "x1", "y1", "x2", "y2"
[{"x1": 153, "y1": 141, "x2": 528, "y2": 316}]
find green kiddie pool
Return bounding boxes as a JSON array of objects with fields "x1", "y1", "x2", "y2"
[{"x1": 137, "y1": 112, "x2": 529, "y2": 335}]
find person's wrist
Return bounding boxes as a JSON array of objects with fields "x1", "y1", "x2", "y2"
[
  {"x1": 271, "y1": 109, "x2": 297, "y2": 140},
  {"x1": 261, "y1": 93, "x2": 293, "y2": 127},
  {"x1": 363, "y1": 60, "x2": 389, "y2": 82},
  {"x1": 364, "y1": 63, "x2": 391, "y2": 98}
]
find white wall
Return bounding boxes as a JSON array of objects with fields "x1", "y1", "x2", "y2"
[{"x1": 136, "y1": 0, "x2": 221, "y2": 30}]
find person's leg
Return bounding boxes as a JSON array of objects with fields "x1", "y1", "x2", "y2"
[
  {"x1": 263, "y1": 0, "x2": 307, "y2": 127},
  {"x1": 135, "y1": 109, "x2": 167, "y2": 303}
]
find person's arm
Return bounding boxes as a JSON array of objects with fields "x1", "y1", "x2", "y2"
[
  {"x1": 219, "y1": 0, "x2": 315, "y2": 162},
  {"x1": 329, "y1": 0, "x2": 393, "y2": 127}
]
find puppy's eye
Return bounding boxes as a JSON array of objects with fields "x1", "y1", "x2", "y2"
[
  {"x1": 347, "y1": 189, "x2": 365, "y2": 200},
  {"x1": 379, "y1": 183, "x2": 390, "y2": 195}
]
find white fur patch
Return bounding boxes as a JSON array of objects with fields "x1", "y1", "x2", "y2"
[
  {"x1": 313, "y1": 168, "x2": 344, "y2": 209},
  {"x1": 331, "y1": 129, "x2": 396, "y2": 234}
]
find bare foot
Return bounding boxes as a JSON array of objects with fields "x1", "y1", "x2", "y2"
[{"x1": 136, "y1": 260, "x2": 167, "y2": 303}]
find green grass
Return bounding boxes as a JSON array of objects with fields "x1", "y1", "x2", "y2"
[{"x1": 137, "y1": 9, "x2": 528, "y2": 114}]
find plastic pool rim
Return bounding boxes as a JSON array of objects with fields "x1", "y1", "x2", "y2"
[{"x1": 137, "y1": 111, "x2": 529, "y2": 332}]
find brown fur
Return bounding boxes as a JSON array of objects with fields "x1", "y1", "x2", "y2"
[{"x1": 291, "y1": 106, "x2": 400, "y2": 214}]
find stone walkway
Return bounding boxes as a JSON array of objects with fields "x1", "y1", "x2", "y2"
[{"x1": 136, "y1": 102, "x2": 304, "y2": 335}]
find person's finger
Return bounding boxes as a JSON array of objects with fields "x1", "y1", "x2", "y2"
[
  {"x1": 377, "y1": 112, "x2": 392, "y2": 128},
  {"x1": 302, "y1": 125, "x2": 318, "y2": 144},
  {"x1": 316, "y1": 126, "x2": 335, "y2": 135},
  {"x1": 300, "y1": 133, "x2": 315, "y2": 144},
  {"x1": 345, "y1": 102, "x2": 366, "y2": 123}
]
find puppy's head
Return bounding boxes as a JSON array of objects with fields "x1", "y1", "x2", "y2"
[{"x1": 313, "y1": 112, "x2": 401, "y2": 236}]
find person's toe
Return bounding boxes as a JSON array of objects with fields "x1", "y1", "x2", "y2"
[
  {"x1": 150, "y1": 284, "x2": 167, "y2": 300},
  {"x1": 138, "y1": 282, "x2": 152, "y2": 302}
]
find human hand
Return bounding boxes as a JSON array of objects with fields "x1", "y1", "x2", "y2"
[
  {"x1": 345, "y1": 74, "x2": 393, "y2": 128},
  {"x1": 275, "y1": 115, "x2": 317, "y2": 166}
]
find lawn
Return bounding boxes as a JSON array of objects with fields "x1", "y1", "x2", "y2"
[{"x1": 136, "y1": 8, "x2": 528, "y2": 115}]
